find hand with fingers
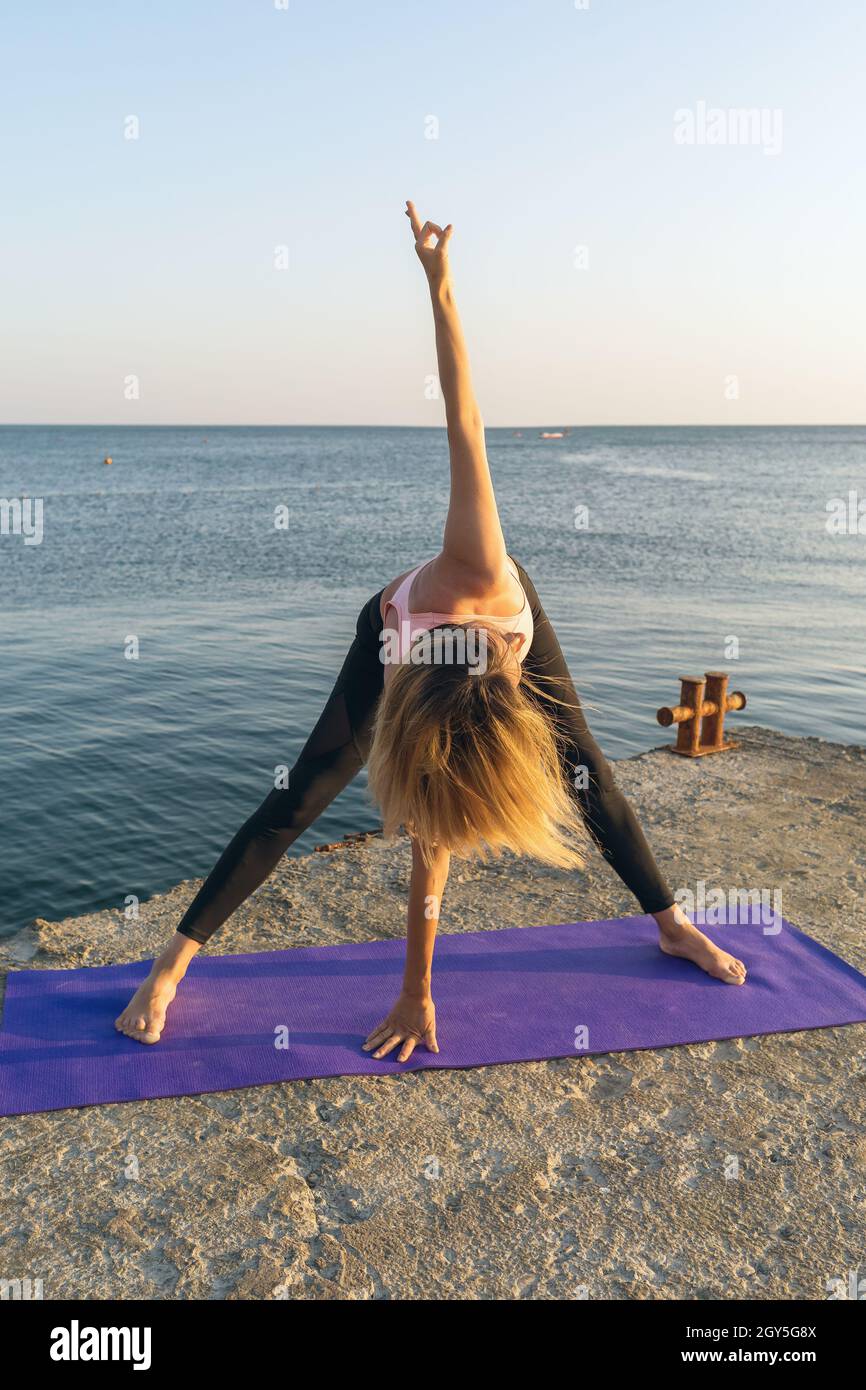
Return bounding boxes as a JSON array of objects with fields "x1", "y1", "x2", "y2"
[
  {"x1": 363, "y1": 989, "x2": 439, "y2": 1063},
  {"x1": 405, "y1": 199, "x2": 453, "y2": 285}
]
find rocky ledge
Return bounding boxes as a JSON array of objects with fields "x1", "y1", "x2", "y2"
[{"x1": 1, "y1": 726, "x2": 864, "y2": 1300}]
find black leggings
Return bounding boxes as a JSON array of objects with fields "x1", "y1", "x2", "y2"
[{"x1": 177, "y1": 560, "x2": 674, "y2": 945}]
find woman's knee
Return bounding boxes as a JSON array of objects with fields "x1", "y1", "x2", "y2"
[{"x1": 258, "y1": 746, "x2": 361, "y2": 835}]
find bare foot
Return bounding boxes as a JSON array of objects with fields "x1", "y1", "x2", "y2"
[
  {"x1": 115, "y1": 970, "x2": 180, "y2": 1043},
  {"x1": 658, "y1": 918, "x2": 747, "y2": 984}
]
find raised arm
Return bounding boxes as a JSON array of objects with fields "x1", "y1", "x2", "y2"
[{"x1": 406, "y1": 201, "x2": 507, "y2": 583}]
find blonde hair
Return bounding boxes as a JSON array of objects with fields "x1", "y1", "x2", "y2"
[{"x1": 367, "y1": 624, "x2": 588, "y2": 869}]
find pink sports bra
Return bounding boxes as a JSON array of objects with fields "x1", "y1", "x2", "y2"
[{"x1": 382, "y1": 557, "x2": 534, "y2": 664}]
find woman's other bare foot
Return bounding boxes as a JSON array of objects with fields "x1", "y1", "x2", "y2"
[
  {"x1": 114, "y1": 932, "x2": 200, "y2": 1043},
  {"x1": 115, "y1": 971, "x2": 180, "y2": 1043},
  {"x1": 653, "y1": 905, "x2": 747, "y2": 985}
]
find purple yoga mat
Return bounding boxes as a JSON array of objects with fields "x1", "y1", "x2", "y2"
[{"x1": 2, "y1": 908, "x2": 866, "y2": 1116}]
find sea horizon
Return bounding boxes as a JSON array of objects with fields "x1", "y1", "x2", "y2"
[{"x1": 3, "y1": 421, "x2": 865, "y2": 430}]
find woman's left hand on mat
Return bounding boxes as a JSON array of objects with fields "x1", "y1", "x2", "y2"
[{"x1": 363, "y1": 990, "x2": 439, "y2": 1062}]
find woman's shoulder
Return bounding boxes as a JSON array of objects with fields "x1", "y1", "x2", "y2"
[
  {"x1": 382, "y1": 554, "x2": 523, "y2": 619},
  {"x1": 379, "y1": 563, "x2": 423, "y2": 621}
]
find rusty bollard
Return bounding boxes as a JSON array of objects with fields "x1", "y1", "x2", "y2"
[{"x1": 657, "y1": 671, "x2": 746, "y2": 757}]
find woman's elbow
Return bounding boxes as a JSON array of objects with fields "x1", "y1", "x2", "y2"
[{"x1": 447, "y1": 405, "x2": 484, "y2": 438}]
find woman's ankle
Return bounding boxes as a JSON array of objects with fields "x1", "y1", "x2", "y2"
[{"x1": 151, "y1": 931, "x2": 201, "y2": 984}]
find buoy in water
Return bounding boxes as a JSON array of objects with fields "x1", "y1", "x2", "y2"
[{"x1": 103, "y1": 456, "x2": 113, "y2": 465}]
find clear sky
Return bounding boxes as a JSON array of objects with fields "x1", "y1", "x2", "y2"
[{"x1": 1, "y1": 0, "x2": 863, "y2": 425}]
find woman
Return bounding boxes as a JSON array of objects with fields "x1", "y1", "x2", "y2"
[{"x1": 116, "y1": 202, "x2": 746, "y2": 1057}]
